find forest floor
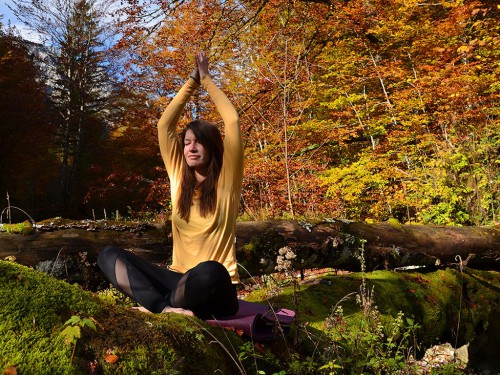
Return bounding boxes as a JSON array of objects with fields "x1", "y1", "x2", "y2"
[
  {"x1": 1, "y1": 221, "x2": 499, "y2": 373},
  {"x1": 237, "y1": 267, "x2": 497, "y2": 374}
]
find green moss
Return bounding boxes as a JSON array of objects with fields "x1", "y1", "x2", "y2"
[
  {"x1": 0, "y1": 261, "x2": 103, "y2": 373},
  {"x1": 386, "y1": 217, "x2": 401, "y2": 226},
  {"x1": 1, "y1": 220, "x2": 34, "y2": 235},
  {"x1": 0, "y1": 261, "x2": 253, "y2": 374},
  {"x1": 362, "y1": 269, "x2": 497, "y2": 346},
  {"x1": 241, "y1": 239, "x2": 258, "y2": 258},
  {"x1": 246, "y1": 268, "x2": 499, "y2": 349},
  {"x1": 2, "y1": 260, "x2": 498, "y2": 373}
]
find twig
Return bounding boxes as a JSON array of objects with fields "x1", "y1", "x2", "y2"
[
  {"x1": 454, "y1": 255, "x2": 464, "y2": 350},
  {"x1": 0, "y1": 205, "x2": 36, "y2": 227},
  {"x1": 187, "y1": 316, "x2": 247, "y2": 375}
]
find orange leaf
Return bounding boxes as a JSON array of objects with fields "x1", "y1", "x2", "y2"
[
  {"x1": 105, "y1": 354, "x2": 119, "y2": 363},
  {"x1": 4, "y1": 366, "x2": 18, "y2": 375}
]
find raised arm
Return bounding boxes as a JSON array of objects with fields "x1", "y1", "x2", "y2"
[
  {"x1": 157, "y1": 76, "x2": 199, "y2": 179},
  {"x1": 196, "y1": 52, "x2": 243, "y2": 176}
]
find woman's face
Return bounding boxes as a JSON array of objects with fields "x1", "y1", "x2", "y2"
[{"x1": 183, "y1": 129, "x2": 210, "y2": 171}]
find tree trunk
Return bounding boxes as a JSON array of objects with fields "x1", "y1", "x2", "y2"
[
  {"x1": 234, "y1": 220, "x2": 500, "y2": 275},
  {"x1": 1, "y1": 219, "x2": 498, "y2": 274}
]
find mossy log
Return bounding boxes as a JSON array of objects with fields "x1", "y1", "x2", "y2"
[
  {"x1": 235, "y1": 220, "x2": 500, "y2": 275},
  {"x1": 0, "y1": 219, "x2": 170, "y2": 267},
  {"x1": 0, "y1": 219, "x2": 499, "y2": 275}
]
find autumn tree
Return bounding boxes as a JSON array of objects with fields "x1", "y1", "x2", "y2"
[
  {"x1": 0, "y1": 29, "x2": 59, "y2": 220},
  {"x1": 112, "y1": 0, "x2": 499, "y2": 225},
  {"x1": 10, "y1": 0, "x2": 120, "y2": 216},
  {"x1": 234, "y1": 1, "x2": 341, "y2": 219},
  {"x1": 113, "y1": 0, "x2": 339, "y2": 219},
  {"x1": 319, "y1": 0, "x2": 500, "y2": 225},
  {"x1": 83, "y1": 87, "x2": 169, "y2": 217}
]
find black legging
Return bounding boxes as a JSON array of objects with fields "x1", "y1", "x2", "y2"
[{"x1": 97, "y1": 246, "x2": 239, "y2": 319}]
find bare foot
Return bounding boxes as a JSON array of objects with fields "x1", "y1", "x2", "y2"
[
  {"x1": 161, "y1": 306, "x2": 195, "y2": 316},
  {"x1": 131, "y1": 306, "x2": 152, "y2": 313}
]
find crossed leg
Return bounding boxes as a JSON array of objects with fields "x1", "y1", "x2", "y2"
[{"x1": 97, "y1": 246, "x2": 238, "y2": 318}]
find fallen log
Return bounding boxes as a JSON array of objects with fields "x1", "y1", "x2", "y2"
[
  {"x1": 0, "y1": 220, "x2": 169, "y2": 267},
  {"x1": 0, "y1": 219, "x2": 498, "y2": 274},
  {"x1": 234, "y1": 219, "x2": 500, "y2": 275}
]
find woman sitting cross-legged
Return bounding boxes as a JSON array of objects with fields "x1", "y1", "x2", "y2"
[{"x1": 98, "y1": 50, "x2": 243, "y2": 319}]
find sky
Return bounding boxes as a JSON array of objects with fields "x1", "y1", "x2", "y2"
[
  {"x1": 0, "y1": 0, "x2": 43, "y2": 42},
  {"x1": 0, "y1": 0, "x2": 16, "y2": 26},
  {"x1": 1, "y1": 0, "x2": 125, "y2": 44}
]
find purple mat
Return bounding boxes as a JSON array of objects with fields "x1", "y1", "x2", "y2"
[{"x1": 206, "y1": 300, "x2": 295, "y2": 342}]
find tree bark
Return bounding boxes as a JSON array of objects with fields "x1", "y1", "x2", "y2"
[{"x1": 234, "y1": 220, "x2": 500, "y2": 275}]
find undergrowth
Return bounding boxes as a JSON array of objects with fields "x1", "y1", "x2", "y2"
[
  {"x1": 1, "y1": 238, "x2": 496, "y2": 373},
  {"x1": 234, "y1": 240, "x2": 474, "y2": 375},
  {"x1": 268, "y1": 263, "x2": 421, "y2": 374}
]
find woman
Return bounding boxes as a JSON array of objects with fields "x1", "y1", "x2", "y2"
[{"x1": 98, "y1": 51, "x2": 243, "y2": 319}]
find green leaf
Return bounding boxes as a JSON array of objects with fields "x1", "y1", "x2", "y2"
[
  {"x1": 80, "y1": 317, "x2": 97, "y2": 331},
  {"x1": 64, "y1": 315, "x2": 82, "y2": 326},
  {"x1": 59, "y1": 325, "x2": 81, "y2": 345}
]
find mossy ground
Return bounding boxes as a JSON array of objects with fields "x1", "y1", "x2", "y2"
[
  {"x1": 0, "y1": 260, "x2": 267, "y2": 374},
  {"x1": 247, "y1": 267, "x2": 499, "y2": 358},
  {"x1": 1, "y1": 259, "x2": 498, "y2": 374}
]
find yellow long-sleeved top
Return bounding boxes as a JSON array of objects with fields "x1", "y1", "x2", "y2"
[{"x1": 157, "y1": 75, "x2": 243, "y2": 283}]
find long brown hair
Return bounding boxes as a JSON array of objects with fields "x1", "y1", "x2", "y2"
[{"x1": 178, "y1": 120, "x2": 224, "y2": 222}]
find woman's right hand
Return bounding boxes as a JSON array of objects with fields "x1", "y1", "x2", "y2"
[{"x1": 196, "y1": 51, "x2": 209, "y2": 80}]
